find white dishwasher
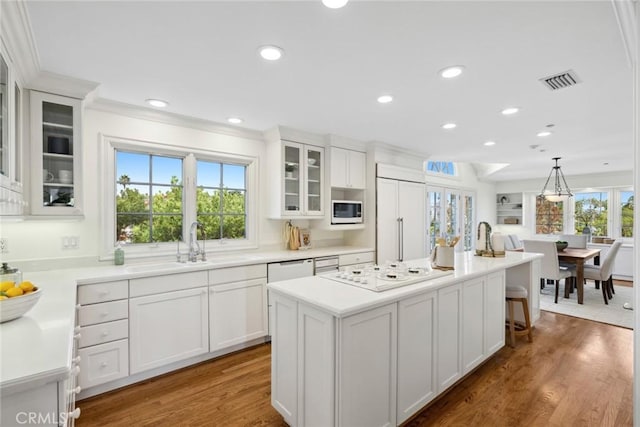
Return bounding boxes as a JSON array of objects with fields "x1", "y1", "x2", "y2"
[
  {"x1": 267, "y1": 259, "x2": 314, "y2": 338},
  {"x1": 267, "y1": 258, "x2": 314, "y2": 282}
]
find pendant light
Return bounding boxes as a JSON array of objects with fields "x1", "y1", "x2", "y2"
[{"x1": 539, "y1": 157, "x2": 573, "y2": 202}]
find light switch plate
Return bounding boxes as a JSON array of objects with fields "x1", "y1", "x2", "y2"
[{"x1": 0, "y1": 238, "x2": 7, "y2": 254}]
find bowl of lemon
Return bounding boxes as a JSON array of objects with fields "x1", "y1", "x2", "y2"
[{"x1": 0, "y1": 280, "x2": 42, "y2": 323}]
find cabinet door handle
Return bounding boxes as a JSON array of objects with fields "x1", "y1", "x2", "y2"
[
  {"x1": 70, "y1": 386, "x2": 82, "y2": 395},
  {"x1": 74, "y1": 333, "x2": 81, "y2": 340},
  {"x1": 68, "y1": 408, "x2": 81, "y2": 419},
  {"x1": 72, "y1": 356, "x2": 81, "y2": 364}
]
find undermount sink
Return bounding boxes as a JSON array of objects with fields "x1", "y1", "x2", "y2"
[{"x1": 124, "y1": 262, "x2": 189, "y2": 273}]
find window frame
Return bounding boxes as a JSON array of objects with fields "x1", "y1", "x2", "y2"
[
  {"x1": 425, "y1": 161, "x2": 459, "y2": 179},
  {"x1": 100, "y1": 135, "x2": 258, "y2": 261}
]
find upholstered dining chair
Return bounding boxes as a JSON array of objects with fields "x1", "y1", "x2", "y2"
[
  {"x1": 523, "y1": 240, "x2": 577, "y2": 304},
  {"x1": 583, "y1": 240, "x2": 622, "y2": 305},
  {"x1": 559, "y1": 234, "x2": 588, "y2": 248}
]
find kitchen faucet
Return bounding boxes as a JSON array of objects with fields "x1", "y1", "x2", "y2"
[{"x1": 188, "y1": 221, "x2": 206, "y2": 262}]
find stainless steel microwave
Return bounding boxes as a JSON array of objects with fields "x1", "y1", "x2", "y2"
[{"x1": 331, "y1": 200, "x2": 363, "y2": 224}]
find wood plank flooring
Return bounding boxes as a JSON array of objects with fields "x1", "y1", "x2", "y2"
[{"x1": 77, "y1": 311, "x2": 632, "y2": 427}]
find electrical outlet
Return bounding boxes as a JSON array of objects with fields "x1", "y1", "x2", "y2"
[
  {"x1": 61, "y1": 236, "x2": 80, "y2": 250},
  {"x1": 0, "y1": 238, "x2": 7, "y2": 254}
]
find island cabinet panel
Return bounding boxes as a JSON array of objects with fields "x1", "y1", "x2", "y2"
[
  {"x1": 271, "y1": 294, "x2": 298, "y2": 426},
  {"x1": 462, "y1": 277, "x2": 485, "y2": 373},
  {"x1": 436, "y1": 283, "x2": 462, "y2": 392},
  {"x1": 397, "y1": 291, "x2": 438, "y2": 424},
  {"x1": 338, "y1": 303, "x2": 397, "y2": 427},
  {"x1": 485, "y1": 272, "x2": 506, "y2": 354},
  {"x1": 297, "y1": 305, "x2": 335, "y2": 427}
]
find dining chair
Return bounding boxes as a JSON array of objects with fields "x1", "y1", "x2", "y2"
[
  {"x1": 583, "y1": 240, "x2": 622, "y2": 305},
  {"x1": 523, "y1": 240, "x2": 576, "y2": 304},
  {"x1": 559, "y1": 234, "x2": 588, "y2": 248}
]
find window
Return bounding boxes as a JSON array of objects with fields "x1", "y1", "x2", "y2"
[
  {"x1": 116, "y1": 151, "x2": 183, "y2": 243},
  {"x1": 426, "y1": 161, "x2": 455, "y2": 176},
  {"x1": 620, "y1": 191, "x2": 634, "y2": 237},
  {"x1": 574, "y1": 192, "x2": 608, "y2": 236},
  {"x1": 535, "y1": 197, "x2": 564, "y2": 234},
  {"x1": 196, "y1": 160, "x2": 247, "y2": 240}
]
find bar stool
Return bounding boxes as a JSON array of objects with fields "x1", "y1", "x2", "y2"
[{"x1": 505, "y1": 285, "x2": 532, "y2": 348}]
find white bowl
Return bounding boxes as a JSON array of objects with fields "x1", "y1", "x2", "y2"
[
  {"x1": 1, "y1": 288, "x2": 42, "y2": 323},
  {"x1": 307, "y1": 158, "x2": 316, "y2": 165}
]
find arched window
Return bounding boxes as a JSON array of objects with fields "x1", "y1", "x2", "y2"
[{"x1": 426, "y1": 161, "x2": 456, "y2": 176}]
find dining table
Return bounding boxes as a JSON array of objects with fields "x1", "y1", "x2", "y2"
[{"x1": 558, "y1": 247, "x2": 601, "y2": 304}]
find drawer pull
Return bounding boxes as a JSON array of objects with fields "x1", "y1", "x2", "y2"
[
  {"x1": 73, "y1": 386, "x2": 82, "y2": 394},
  {"x1": 100, "y1": 311, "x2": 109, "y2": 317},
  {"x1": 74, "y1": 333, "x2": 81, "y2": 340},
  {"x1": 68, "y1": 408, "x2": 81, "y2": 419},
  {"x1": 76, "y1": 304, "x2": 81, "y2": 310},
  {"x1": 99, "y1": 290, "x2": 110, "y2": 296},
  {"x1": 100, "y1": 362, "x2": 108, "y2": 368},
  {"x1": 72, "y1": 365, "x2": 81, "y2": 375},
  {"x1": 72, "y1": 356, "x2": 81, "y2": 364},
  {"x1": 74, "y1": 326, "x2": 81, "y2": 334},
  {"x1": 101, "y1": 331, "x2": 110, "y2": 337}
]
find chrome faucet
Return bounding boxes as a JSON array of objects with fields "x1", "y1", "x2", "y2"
[{"x1": 188, "y1": 221, "x2": 206, "y2": 262}]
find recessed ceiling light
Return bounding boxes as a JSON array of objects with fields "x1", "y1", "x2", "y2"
[
  {"x1": 322, "y1": 0, "x2": 349, "y2": 8},
  {"x1": 146, "y1": 99, "x2": 168, "y2": 108},
  {"x1": 439, "y1": 66, "x2": 465, "y2": 79},
  {"x1": 227, "y1": 117, "x2": 243, "y2": 124},
  {"x1": 377, "y1": 95, "x2": 393, "y2": 104},
  {"x1": 537, "y1": 131, "x2": 552, "y2": 137},
  {"x1": 484, "y1": 141, "x2": 496, "y2": 146},
  {"x1": 259, "y1": 45, "x2": 284, "y2": 61},
  {"x1": 501, "y1": 107, "x2": 520, "y2": 115},
  {"x1": 442, "y1": 123, "x2": 457, "y2": 130}
]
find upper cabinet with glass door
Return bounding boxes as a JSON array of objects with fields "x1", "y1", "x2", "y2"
[
  {"x1": 30, "y1": 91, "x2": 82, "y2": 215},
  {"x1": 273, "y1": 140, "x2": 324, "y2": 218}
]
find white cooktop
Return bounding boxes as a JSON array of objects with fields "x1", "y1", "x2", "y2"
[{"x1": 320, "y1": 268, "x2": 453, "y2": 292}]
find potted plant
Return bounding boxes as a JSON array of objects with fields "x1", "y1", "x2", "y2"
[{"x1": 284, "y1": 163, "x2": 296, "y2": 178}]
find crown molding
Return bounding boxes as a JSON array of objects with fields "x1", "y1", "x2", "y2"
[
  {"x1": 611, "y1": 0, "x2": 638, "y2": 67},
  {"x1": 88, "y1": 98, "x2": 265, "y2": 142},
  {"x1": 0, "y1": 0, "x2": 40, "y2": 83}
]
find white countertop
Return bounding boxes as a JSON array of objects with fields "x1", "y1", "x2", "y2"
[
  {"x1": 267, "y1": 251, "x2": 543, "y2": 317},
  {"x1": 0, "y1": 245, "x2": 373, "y2": 392}
]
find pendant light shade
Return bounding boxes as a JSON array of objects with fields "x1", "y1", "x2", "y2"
[{"x1": 539, "y1": 157, "x2": 573, "y2": 201}]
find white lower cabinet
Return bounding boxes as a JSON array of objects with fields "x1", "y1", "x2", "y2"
[
  {"x1": 271, "y1": 293, "x2": 298, "y2": 426},
  {"x1": 462, "y1": 277, "x2": 485, "y2": 373},
  {"x1": 485, "y1": 272, "x2": 506, "y2": 354},
  {"x1": 436, "y1": 283, "x2": 462, "y2": 392},
  {"x1": 339, "y1": 303, "x2": 397, "y2": 427},
  {"x1": 129, "y1": 287, "x2": 209, "y2": 374},
  {"x1": 209, "y1": 278, "x2": 267, "y2": 352},
  {"x1": 78, "y1": 339, "x2": 128, "y2": 389},
  {"x1": 397, "y1": 291, "x2": 437, "y2": 424}
]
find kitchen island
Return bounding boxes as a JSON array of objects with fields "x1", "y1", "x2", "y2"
[{"x1": 267, "y1": 251, "x2": 542, "y2": 427}]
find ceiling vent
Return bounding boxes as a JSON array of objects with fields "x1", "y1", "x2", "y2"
[{"x1": 539, "y1": 70, "x2": 581, "y2": 90}]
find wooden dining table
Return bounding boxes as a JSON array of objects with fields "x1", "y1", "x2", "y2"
[{"x1": 558, "y1": 247, "x2": 601, "y2": 304}]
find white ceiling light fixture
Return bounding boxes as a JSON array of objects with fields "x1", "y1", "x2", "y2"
[
  {"x1": 227, "y1": 117, "x2": 244, "y2": 124},
  {"x1": 442, "y1": 123, "x2": 457, "y2": 130},
  {"x1": 322, "y1": 0, "x2": 349, "y2": 8},
  {"x1": 484, "y1": 141, "x2": 496, "y2": 146},
  {"x1": 377, "y1": 95, "x2": 393, "y2": 104},
  {"x1": 146, "y1": 99, "x2": 168, "y2": 108},
  {"x1": 537, "y1": 131, "x2": 552, "y2": 137},
  {"x1": 259, "y1": 45, "x2": 284, "y2": 61},
  {"x1": 539, "y1": 157, "x2": 573, "y2": 202},
  {"x1": 501, "y1": 107, "x2": 520, "y2": 115},
  {"x1": 439, "y1": 65, "x2": 465, "y2": 79}
]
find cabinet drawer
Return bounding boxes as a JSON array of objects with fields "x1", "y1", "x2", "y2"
[
  {"x1": 339, "y1": 252, "x2": 375, "y2": 267},
  {"x1": 79, "y1": 319, "x2": 129, "y2": 348},
  {"x1": 78, "y1": 280, "x2": 128, "y2": 305},
  {"x1": 209, "y1": 264, "x2": 267, "y2": 285},
  {"x1": 130, "y1": 270, "x2": 208, "y2": 297},
  {"x1": 78, "y1": 339, "x2": 129, "y2": 389},
  {"x1": 78, "y1": 300, "x2": 128, "y2": 326}
]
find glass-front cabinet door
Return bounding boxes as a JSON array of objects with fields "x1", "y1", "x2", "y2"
[
  {"x1": 283, "y1": 142, "x2": 303, "y2": 215},
  {"x1": 30, "y1": 91, "x2": 82, "y2": 215},
  {"x1": 304, "y1": 146, "x2": 323, "y2": 216}
]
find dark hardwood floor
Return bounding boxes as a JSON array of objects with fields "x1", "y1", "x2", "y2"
[{"x1": 77, "y1": 310, "x2": 633, "y2": 427}]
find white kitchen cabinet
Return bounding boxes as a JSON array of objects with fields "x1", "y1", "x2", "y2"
[
  {"x1": 78, "y1": 339, "x2": 128, "y2": 389},
  {"x1": 271, "y1": 293, "x2": 298, "y2": 426},
  {"x1": 339, "y1": 303, "x2": 397, "y2": 427},
  {"x1": 437, "y1": 283, "x2": 462, "y2": 392},
  {"x1": 1, "y1": 380, "x2": 81, "y2": 427},
  {"x1": 338, "y1": 251, "x2": 375, "y2": 268},
  {"x1": 397, "y1": 291, "x2": 437, "y2": 424},
  {"x1": 209, "y1": 277, "x2": 267, "y2": 352},
  {"x1": 462, "y1": 277, "x2": 485, "y2": 373},
  {"x1": 30, "y1": 91, "x2": 83, "y2": 216},
  {"x1": 485, "y1": 271, "x2": 506, "y2": 354},
  {"x1": 330, "y1": 147, "x2": 366, "y2": 189},
  {"x1": 377, "y1": 177, "x2": 426, "y2": 264},
  {"x1": 129, "y1": 287, "x2": 209, "y2": 374}
]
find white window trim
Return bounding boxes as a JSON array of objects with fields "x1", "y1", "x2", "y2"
[{"x1": 99, "y1": 134, "x2": 258, "y2": 261}]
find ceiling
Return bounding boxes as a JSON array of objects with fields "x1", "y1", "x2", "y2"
[{"x1": 24, "y1": 1, "x2": 634, "y2": 181}]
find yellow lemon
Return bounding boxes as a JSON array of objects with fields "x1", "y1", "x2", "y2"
[
  {"x1": 19, "y1": 281, "x2": 35, "y2": 292},
  {"x1": 0, "y1": 281, "x2": 14, "y2": 292},
  {"x1": 5, "y1": 287, "x2": 24, "y2": 298},
  {"x1": 0, "y1": 295, "x2": 7, "y2": 300}
]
